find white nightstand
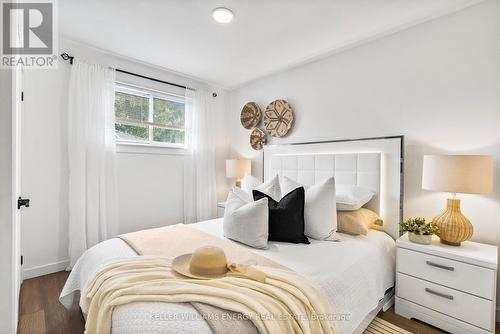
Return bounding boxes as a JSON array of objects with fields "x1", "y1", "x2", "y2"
[
  {"x1": 395, "y1": 233, "x2": 498, "y2": 334},
  {"x1": 217, "y1": 202, "x2": 226, "y2": 218}
]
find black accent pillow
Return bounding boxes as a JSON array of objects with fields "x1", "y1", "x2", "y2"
[{"x1": 253, "y1": 187, "x2": 309, "y2": 244}]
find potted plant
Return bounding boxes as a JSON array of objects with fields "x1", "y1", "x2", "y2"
[{"x1": 400, "y1": 217, "x2": 439, "y2": 245}]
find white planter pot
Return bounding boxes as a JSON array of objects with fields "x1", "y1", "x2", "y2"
[{"x1": 408, "y1": 232, "x2": 432, "y2": 245}]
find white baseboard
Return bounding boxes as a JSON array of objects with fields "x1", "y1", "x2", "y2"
[{"x1": 22, "y1": 259, "x2": 69, "y2": 280}]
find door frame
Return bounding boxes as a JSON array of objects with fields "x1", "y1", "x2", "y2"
[{"x1": 12, "y1": 64, "x2": 23, "y2": 330}]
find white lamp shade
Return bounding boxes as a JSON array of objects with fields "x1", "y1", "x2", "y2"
[
  {"x1": 422, "y1": 155, "x2": 493, "y2": 194},
  {"x1": 226, "y1": 159, "x2": 251, "y2": 179}
]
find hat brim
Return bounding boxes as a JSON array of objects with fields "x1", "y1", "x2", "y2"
[{"x1": 172, "y1": 253, "x2": 228, "y2": 280}]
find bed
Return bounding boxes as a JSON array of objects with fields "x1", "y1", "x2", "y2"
[{"x1": 60, "y1": 136, "x2": 404, "y2": 334}]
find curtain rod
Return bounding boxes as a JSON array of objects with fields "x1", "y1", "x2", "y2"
[{"x1": 60, "y1": 53, "x2": 217, "y2": 97}]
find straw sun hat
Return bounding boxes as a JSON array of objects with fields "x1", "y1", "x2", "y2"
[{"x1": 172, "y1": 246, "x2": 266, "y2": 282}]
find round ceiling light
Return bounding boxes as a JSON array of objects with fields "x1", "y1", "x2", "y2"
[{"x1": 212, "y1": 7, "x2": 234, "y2": 24}]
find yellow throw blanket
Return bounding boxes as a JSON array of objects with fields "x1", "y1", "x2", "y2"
[
  {"x1": 82, "y1": 224, "x2": 335, "y2": 334},
  {"x1": 82, "y1": 257, "x2": 335, "y2": 334},
  {"x1": 119, "y1": 223, "x2": 283, "y2": 268}
]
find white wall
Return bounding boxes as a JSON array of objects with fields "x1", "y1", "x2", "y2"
[
  {"x1": 21, "y1": 39, "x2": 228, "y2": 278},
  {"x1": 228, "y1": 0, "x2": 500, "y2": 309},
  {"x1": 0, "y1": 69, "x2": 16, "y2": 332}
]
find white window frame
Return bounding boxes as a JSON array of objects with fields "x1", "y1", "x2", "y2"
[{"x1": 115, "y1": 83, "x2": 186, "y2": 150}]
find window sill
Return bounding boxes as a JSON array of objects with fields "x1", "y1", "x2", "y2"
[{"x1": 116, "y1": 142, "x2": 185, "y2": 155}]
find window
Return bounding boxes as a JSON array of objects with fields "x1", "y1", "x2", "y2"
[{"x1": 114, "y1": 84, "x2": 185, "y2": 147}]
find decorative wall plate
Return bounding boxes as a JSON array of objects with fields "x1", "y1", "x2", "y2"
[
  {"x1": 240, "y1": 102, "x2": 262, "y2": 129},
  {"x1": 264, "y1": 100, "x2": 294, "y2": 137},
  {"x1": 250, "y1": 128, "x2": 267, "y2": 150}
]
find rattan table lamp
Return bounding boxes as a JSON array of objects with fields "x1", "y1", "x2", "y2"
[{"x1": 422, "y1": 155, "x2": 493, "y2": 246}]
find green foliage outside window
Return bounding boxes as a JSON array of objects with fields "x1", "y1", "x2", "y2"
[
  {"x1": 153, "y1": 128, "x2": 185, "y2": 144},
  {"x1": 153, "y1": 98, "x2": 185, "y2": 144},
  {"x1": 114, "y1": 89, "x2": 185, "y2": 144},
  {"x1": 115, "y1": 124, "x2": 148, "y2": 141},
  {"x1": 115, "y1": 91, "x2": 148, "y2": 121}
]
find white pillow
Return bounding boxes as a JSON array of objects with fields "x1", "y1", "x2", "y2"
[
  {"x1": 223, "y1": 189, "x2": 269, "y2": 249},
  {"x1": 231, "y1": 185, "x2": 253, "y2": 203},
  {"x1": 336, "y1": 184, "x2": 375, "y2": 211},
  {"x1": 281, "y1": 176, "x2": 339, "y2": 240},
  {"x1": 241, "y1": 174, "x2": 261, "y2": 193},
  {"x1": 241, "y1": 174, "x2": 281, "y2": 202}
]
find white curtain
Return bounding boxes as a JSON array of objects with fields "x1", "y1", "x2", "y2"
[
  {"x1": 67, "y1": 60, "x2": 117, "y2": 268},
  {"x1": 184, "y1": 89, "x2": 218, "y2": 223}
]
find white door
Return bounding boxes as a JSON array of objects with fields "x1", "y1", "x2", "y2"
[
  {"x1": 0, "y1": 64, "x2": 24, "y2": 333},
  {"x1": 0, "y1": 6, "x2": 23, "y2": 332}
]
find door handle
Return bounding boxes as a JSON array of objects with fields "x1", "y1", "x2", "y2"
[{"x1": 17, "y1": 197, "x2": 30, "y2": 210}]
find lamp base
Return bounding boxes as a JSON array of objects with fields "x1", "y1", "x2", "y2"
[
  {"x1": 440, "y1": 239, "x2": 461, "y2": 247},
  {"x1": 432, "y1": 198, "x2": 473, "y2": 247}
]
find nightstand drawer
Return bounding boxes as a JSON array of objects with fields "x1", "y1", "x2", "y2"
[
  {"x1": 398, "y1": 247, "x2": 495, "y2": 299},
  {"x1": 397, "y1": 273, "x2": 494, "y2": 331}
]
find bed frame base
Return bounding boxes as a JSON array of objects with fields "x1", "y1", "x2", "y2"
[{"x1": 351, "y1": 287, "x2": 395, "y2": 334}]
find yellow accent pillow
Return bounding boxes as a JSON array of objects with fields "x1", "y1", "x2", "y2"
[{"x1": 337, "y1": 208, "x2": 383, "y2": 235}]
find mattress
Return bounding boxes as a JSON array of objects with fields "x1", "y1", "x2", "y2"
[{"x1": 60, "y1": 218, "x2": 396, "y2": 334}]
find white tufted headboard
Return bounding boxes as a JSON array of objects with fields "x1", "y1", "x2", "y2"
[
  {"x1": 263, "y1": 136, "x2": 404, "y2": 240},
  {"x1": 267, "y1": 153, "x2": 381, "y2": 214}
]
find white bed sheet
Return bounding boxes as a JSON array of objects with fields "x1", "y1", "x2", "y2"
[{"x1": 60, "y1": 218, "x2": 395, "y2": 334}]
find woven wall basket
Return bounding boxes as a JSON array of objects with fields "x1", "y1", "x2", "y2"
[
  {"x1": 250, "y1": 128, "x2": 267, "y2": 150},
  {"x1": 240, "y1": 102, "x2": 262, "y2": 129},
  {"x1": 264, "y1": 100, "x2": 294, "y2": 137}
]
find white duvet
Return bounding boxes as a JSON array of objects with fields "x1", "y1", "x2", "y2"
[{"x1": 60, "y1": 218, "x2": 395, "y2": 334}]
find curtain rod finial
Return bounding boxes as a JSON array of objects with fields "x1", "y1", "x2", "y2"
[{"x1": 60, "y1": 52, "x2": 74, "y2": 65}]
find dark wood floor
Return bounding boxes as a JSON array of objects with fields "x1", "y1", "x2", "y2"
[
  {"x1": 18, "y1": 271, "x2": 500, "y2": 334},
  {"x1": 18, "y1": 271, "x2": 84, "y2": 334}
]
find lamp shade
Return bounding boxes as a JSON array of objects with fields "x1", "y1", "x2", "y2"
[
  {"x1": 422, "y1": 155, "x2": 493, "y2": 194},
  {"x1": 225, "y1": 159, "x2": 251, "y2": 179}
]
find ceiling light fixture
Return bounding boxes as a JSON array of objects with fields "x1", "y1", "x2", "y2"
[{"x1": 212, "y1": 7, "x2": 233, "y2": 24}]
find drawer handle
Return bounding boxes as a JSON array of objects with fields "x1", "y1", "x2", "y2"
[
  {"x1": 425, "y1": 288, "x2": 454, "y2": 300},
  {"x1": 426, "y1": 261, "x2": 454, "y2": 271}
]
